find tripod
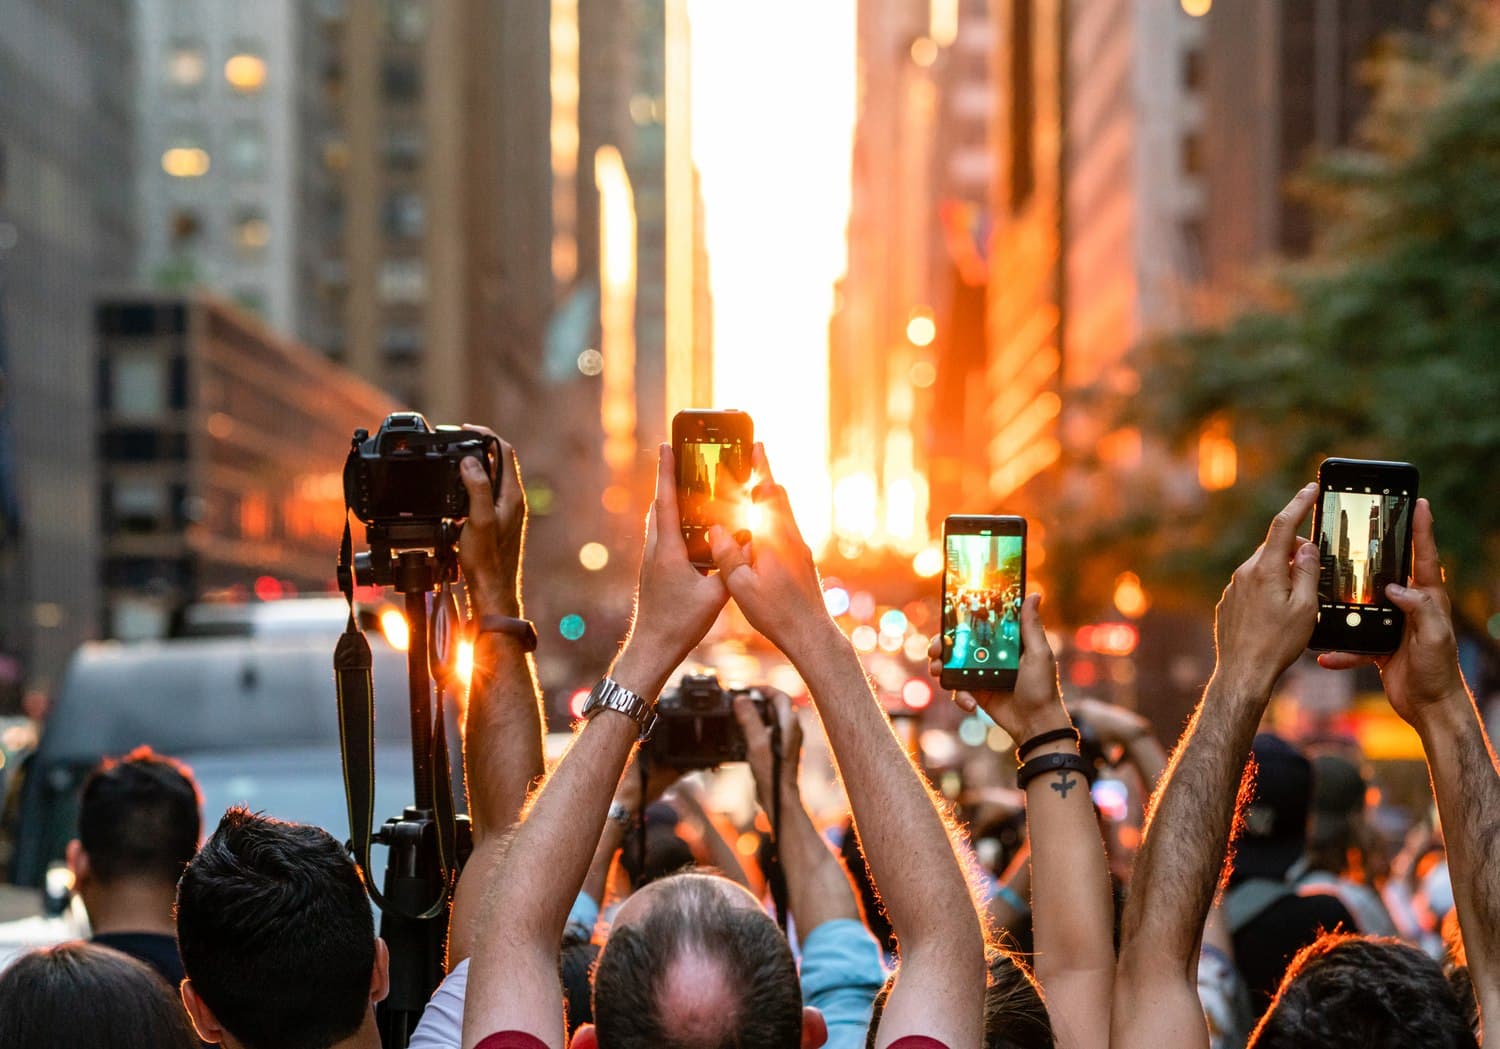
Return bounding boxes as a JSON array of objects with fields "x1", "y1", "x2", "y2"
[{"x1": 340, "y1": 526, "x2": 470, "y2": 1049}]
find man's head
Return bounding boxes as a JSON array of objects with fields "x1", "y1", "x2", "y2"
[
  {"x1": 580, "y1": 871, "x2": 821, "y2": 1049},
  {"x1": 1250, "y1": 932, "x2": 1476, "y2": 1049},
  {"x1": 175, "y1": 807, "x2": 387, "y2": 1049},
  {"x1": 866, "y1": 942, "x2": 1053, "y2": 1049},
  {"x1": 1307, "y1": 753, "x2": 1367, "y2": 872},
  {"x1": 67, "y1": 747, "x2": 201, "y2": 901},
  {"x1": 1231, "y1": 734, "x2": 1311, "y2": 884}
]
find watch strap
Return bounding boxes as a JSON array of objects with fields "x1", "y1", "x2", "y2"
[
  {"x1": 473, "y1": 614, "x2": 538, "y2": 652},
  {"x1": 583, "y1": 676, "x2": 656, "y2": 738}
]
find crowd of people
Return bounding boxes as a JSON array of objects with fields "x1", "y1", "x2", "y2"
[{"x1": 0, "y1": 436, "x2": 1494, "y2": 1049}]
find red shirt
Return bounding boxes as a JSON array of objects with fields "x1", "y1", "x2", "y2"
[
  {"x1": 889, "y1": 1039, "x2": 953, "y2": 1049},
  {"x1": 475, "y1": 1034, "x2": 550, "y2": 1049}
]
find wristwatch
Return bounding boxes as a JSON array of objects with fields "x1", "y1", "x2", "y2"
[
  {"x1": 472, "y1": 614, "x2": 538, "y2": 652},
  {"x1": 582, "y1": 676, "x2": 656, "y2": 738}
]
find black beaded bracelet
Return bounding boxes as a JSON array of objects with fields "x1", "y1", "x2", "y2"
[
  {"x1": 1016, "y1": 751, "x2": 1095, "y2": 792},
  {"x1": 1015, "y1": 726, "x2": 1080, "y2": 763}
]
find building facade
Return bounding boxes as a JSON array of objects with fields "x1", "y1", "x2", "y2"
[
  {"x1": 0, "y1": 1, "x2": 138, "y2": 703},
  {"x1": 132, "y1": 0, "x2": 335, "y2": 343},
  {"x1": 96, "y1": 295, "x2": 395, "y2": 639}
]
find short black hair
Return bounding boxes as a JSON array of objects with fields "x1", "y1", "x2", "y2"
[
  {"x1": 175, "y1": 807, "x2": 376, "y2": 1049},
  {"x1": 0, "y1": 941, "x2": 200, "y2": 1049},
  {"x1": 561, "y1": 931, "x2": 601, "y2": 1036},
  {"x1": 592, "y1": 872, "x2": 803, "y2": 1048},
  {"x1": 78, "y1": 746, "x2": 201, "y2": 885},
  {"x1": 867, "y1": 941, "x2": 1053, "y2": 1049},
  {"x1": 1251, "y1": 932, "x2": 1476, "y2": 1049}
]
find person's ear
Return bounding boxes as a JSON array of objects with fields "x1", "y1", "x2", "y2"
[
  {"x1": 65, "y1": 839, "x2": 88, "y2": 883},
  {"x1": 800, "y1": 1006, "x2": 828, "y2": 1048},
  {"x1": 371, "y1": 937, "x2": 391, "y2": 1004},
  {"x1": 570, "y1": 1023, "x2": 598, "y2": 1049},
  {"x1": 180, "y1": 980, "x2": 227, "y2": 1044}
]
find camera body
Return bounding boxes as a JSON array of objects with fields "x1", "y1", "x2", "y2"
[
  {"x1": 344, "y1": 412, "x2": 499, "y2": 526},
  {"x1": 646, "y1": 672, "x2": 771, "y2": 771}
]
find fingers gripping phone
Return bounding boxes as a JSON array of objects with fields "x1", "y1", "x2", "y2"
[
  {"x1": 1308, "y1": 457, "x2": 1419, "y2": 654},
  {"x1": 940, "y1": 515, "x2": 1026, "y2": 691},
  {"x1": 672, "y1": 410, "x2": 754, "y2": 570}
]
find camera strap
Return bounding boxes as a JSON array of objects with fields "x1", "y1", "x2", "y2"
[
  {"x1": 335, "y1": 512, "x2": 387, "y2": 907},
  {"x1": 766, "y1": 718, "x2": 790, "y2": 932}
]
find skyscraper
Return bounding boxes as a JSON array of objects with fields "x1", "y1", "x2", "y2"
[{"x1": 0, "y1": 1, "x2": 138, "y2": 703}]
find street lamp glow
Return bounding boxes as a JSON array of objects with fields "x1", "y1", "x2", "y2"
[
  {"x1": 380, "y1": 608, "x2": 410, "y2": 651},
  {"x1": 224, "y1": 53, "x2": 267, "y2": 92},
  {"x1": 162, "y1": 147, "x2": 210, "y2": 178},
  {"x1": 1180, "y1": 0, "x2": 1211, "y2": 15},
  {"x1": 579, "y1": 542, "x2": 610, "y2": 571}
]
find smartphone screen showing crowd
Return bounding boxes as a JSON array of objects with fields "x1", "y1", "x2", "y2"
[
  {"x1": 940, "y1": 515, "x2": 1026, "y2": 692},
  {"x1": 672, "y1": 409, "x2": 753, "y2": 570},
  {"x1": 1308, "y1": 457, "x2": 1419, "y2": 654}
]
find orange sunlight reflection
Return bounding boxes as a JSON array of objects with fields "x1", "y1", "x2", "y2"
[{"x1": 688, "y1": 1, "x2": 857, "y2": 553}]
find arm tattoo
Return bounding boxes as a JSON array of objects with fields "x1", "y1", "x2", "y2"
[{"x1": 1051, "y1": 770, "x2": 1082, "y2": 799}]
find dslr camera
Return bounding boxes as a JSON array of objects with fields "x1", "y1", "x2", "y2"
[
  {"x1": 645, "y1": 672, "x2": 772, "y2": 771},
  {"x1": 344, "y1": 412, "x2": 499, "y2": 526}
]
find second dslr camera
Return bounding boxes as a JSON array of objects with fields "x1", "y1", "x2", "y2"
[{"x1": 645, "y1": 672, "x2": 774, "y2": 771}]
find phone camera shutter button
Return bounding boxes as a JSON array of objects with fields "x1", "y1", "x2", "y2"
[{"x1": 1346, "y1": 612, "x2": 1362, "y2": 627}]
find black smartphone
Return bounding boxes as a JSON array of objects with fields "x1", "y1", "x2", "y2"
[
  {"x1": 671, "y1": 409, "x2": 754, "y2": 570},
  {"x1": 1308, "y1": 457, "x2": 1419, "y2": 654},
  {"x1": 940, "y1": 515, "x2": 1026, "y2": 692}
]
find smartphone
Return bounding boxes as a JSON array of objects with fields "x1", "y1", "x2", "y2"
[
  {"x1": 940, "y1": 515, "x2": 1026, "y2": 691},
  {"x1": 671, "y1": 409, "x2": 754, "y2": 569},
  {"x1": 1308, "y1": 457, "x2": 1419, "y2": 654}
]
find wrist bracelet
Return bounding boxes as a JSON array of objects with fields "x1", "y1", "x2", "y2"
[
  {"x1": 1016, "y1": 751, "x2": 1095, "y2": 791},
  {"x1": 1015, "y1": 726, "x2": 1080, "y2": 763}
]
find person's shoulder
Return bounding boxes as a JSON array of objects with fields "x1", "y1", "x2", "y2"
[
  {"x1": 1279, "y1": 887, "x2": 1357, "y2": 929},
  {"x1": 475, "y1": 1034, "x2": 550, "y2": 1049}
]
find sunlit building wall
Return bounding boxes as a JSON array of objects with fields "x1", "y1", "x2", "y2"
[
  {"x1": 985, "y1": 0, "x2": 1064, "y2": 506},
  {"x1": 832, "y1": 0, "x2": 939, "y2": 555},
  {"x1": 0, "y1": 0, "x2": 137, "y2": 701}
]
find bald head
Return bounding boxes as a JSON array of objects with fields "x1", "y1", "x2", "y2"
[{"x1": 592, "y1": 872, "x2": 803, "y2": 1049}]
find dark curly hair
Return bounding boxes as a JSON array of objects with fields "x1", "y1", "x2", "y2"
[{"x1": 1250, "y1": 932, "x2": 1475, "y2": 1049}]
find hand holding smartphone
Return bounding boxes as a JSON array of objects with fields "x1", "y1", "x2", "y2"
[
  {"x1": 671, "y1": 409, "x2": 754, "y2": 570},
  {"x1": 940, "y1": 515, "x2": 1027, "y2": 692},
  {"x1": 1308, "y1": 457, "x2": 1419, "y2": 654}
]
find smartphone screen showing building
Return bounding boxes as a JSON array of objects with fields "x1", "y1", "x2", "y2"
[
  {"x1": 943, "y1": 533, "x2": 1024, "y2": 673},
  {"x1": 1316, "y1": 489, "x2": 1412, "y2": 608},
  {"x1": 678, "y1": 438, "x2": 748, "y2": 532}
]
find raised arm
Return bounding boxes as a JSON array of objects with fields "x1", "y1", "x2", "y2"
[
  {"x1": 932, "y1": 596, "x2": 1115, "y2": 1049},
  {"x1": 462, "y1": 447, "x2": 728, "y2": 1048},
  {"x1": 733, "y1": 690, "x2": 862, "y2": 936},
  {"x1": 709, "y1": 445, "x2": 985, "y2": 1049},
  {"x1": 1318, "y1": 499, "x2": 1500, "y2": 1036},
  {"x1": 1113, "y1": 485, "x2": 1320, "y2": 1049},
  {"x1": 447, "y1": 435, "x2": 546, "y2": 965}
]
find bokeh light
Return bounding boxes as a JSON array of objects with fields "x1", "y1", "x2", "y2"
[
  {"x1": 380, "y1": 608, "x2": 410, "y2": 651},
  {"x1": 912, "y1": 546, "x2": 943, "y2": 577},
  {"x1": 559, "y1": 614, "x2": 587, "y2": 640},
  {"x1": 568, "y1": 688, "x2": 591, "y2": 720},
  {"x1": 823, "y1": 586, "x2": 851, "y2": 617},
  {"x1": 905, "y1": 313, "x2": 936, "y2": 347},
  {"x1": 579, "y1": 542, "x2": 610, "y2": 571},
  {"x1": 851, "y1": 624, "x2": 878, "y2": 653},
  {"x1": 901, "y1": 678, "x2": 933, "y2": 710}
]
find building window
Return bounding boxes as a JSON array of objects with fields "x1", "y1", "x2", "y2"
[
  {"x1": 383, "y1": 191, "x2": 425, "y2": 239},
  {"x1": 234, "y1": 287, "x2": 267, "y2": 315},
  {"x1": 165, "y1": 41, "x2": 207, "y2": 88},
  {"x1": 386, "y1": 0, "x2": 428, "y2": 42},
  {"x1": 381, "y1": 60, "x2": 421, "y2": 105},
  {"x1": 227, "y1": 121, "x2": 267, "y2": 177},
  {"x1": 169, "y1": 208, "x2": 202, "y2": 245},
  {"x1": 232, "y1": 208, "x2": 270, "y2": 256},
  {"x1": 379, "y1": 258, "x2": 426, "y2": 303},
  {"x1": 225, "y1": 43, "x2": 268, "y2": 93},
  {"x1": 383, "y1": 126, "x2": 424, "y2": 170},
  {"x1": 162, "y1": 130, "x2": 211, "y2": 178},
  {"x1": 381, "y1": 325, "x2": 422, "y2": 360},
  {"x1": 111, "y1": 480, "x2": 170, "y2": 534},
  {"x1": 1181, "y1": 131, "x2": 1204, "y2": 175},
  {"x1": 110, "y1": 350, "x2": 168, "y2": 420},
  {"x1": 1182, "y1": 47, "x2": 1204, "y2": 91}
]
